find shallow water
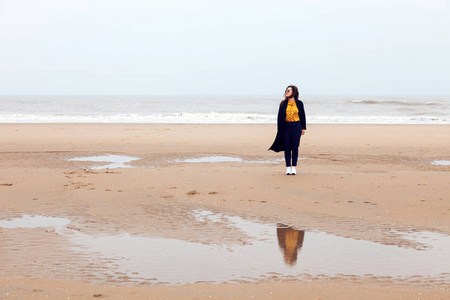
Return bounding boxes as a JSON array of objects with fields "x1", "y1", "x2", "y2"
[
  {"x1": 68, "y1": 154, "x2": 140, "y2": 169},
  {"x1": 178, "y1": 156, "x2": 243, "y2": 163},
  {"x1": 0, "y1": 215, "x2": 70, "y2": 229},
  {"x1": 177, "y1": 156, "x2": 296, "y2": 164},
  {"x1": 68, "y1": 154, "x2": 287, "y2": 168},
  {"x1": 1, "y1": 212, "x2": 449, "y2": 285},
  {"x1": 431, "y1": 160, "x2": 450, "y2": 166}
]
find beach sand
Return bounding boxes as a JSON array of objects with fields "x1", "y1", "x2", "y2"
[{"x1": 0, "y1": 124, "x2": 449, "y2": 299}]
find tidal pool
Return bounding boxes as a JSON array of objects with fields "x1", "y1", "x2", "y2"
[
  {"x1": 0, "y1": 215, "x2": 70, "y2": 229},
  {"x1": 68, "y1": 154, "x2": 140, "y2": 170},
  {"x1": 179, "y1": 156, "x2": 243, "y2": 163},
  {"x1": 1, "y1": 212, "x2": 449, "y2": 285},
  {"x1": 177, "y1": 156, "x2": 299, "y2": 164},
  {"x1": 431, "y1": 160, "x2": 450, "y2": 166}
]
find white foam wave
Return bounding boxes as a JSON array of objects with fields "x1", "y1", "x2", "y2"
[
  {"x1": 351, "y1": 99, "x2": 443, "y2": 107},
  {"x1": 308, "y1": 115, "x2": 449, "y2": 124},
  {"x1": 0, "y1": 113, "x2": 448, "y2": 124},
  {"x1": 0, "y1": 113, "x2": 275, "y2": 124}
]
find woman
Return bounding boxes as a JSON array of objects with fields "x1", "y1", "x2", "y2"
[{"x1": 269, "y1": 85, "x2": 306, "y2": 175}]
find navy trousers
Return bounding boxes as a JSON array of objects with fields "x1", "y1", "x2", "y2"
[{"x1": 283, "y1": 121, "x2": 302, "y2": 167}]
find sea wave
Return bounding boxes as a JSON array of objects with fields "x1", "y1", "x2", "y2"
[
  {"x1": 350, "y1": 100, "x2": 442, "y2": 106},
  {"x1": 0, "y1": 113, "x2": 448, "y2": 124},
  {"x1": 308, "y1": 115, "x2": 448, "y2": 124},
  {"x1": 0, "y1": 113, "x2": 275, "y2": 124}
]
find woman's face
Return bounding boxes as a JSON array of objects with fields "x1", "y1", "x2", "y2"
[{"x1": 285, "y1": 87, "x2": 293, "y2": 98}]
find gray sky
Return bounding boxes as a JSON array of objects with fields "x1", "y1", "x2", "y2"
[{"x1": 0, "y1": 0, "x2": 449, "y2": 96}]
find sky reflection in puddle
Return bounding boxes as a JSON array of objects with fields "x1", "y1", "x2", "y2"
[
  {"x1": 68, "y1": 154, "x2": 297, "y2": 167},
  {"x1": 179, "y1": 156, "x2": 243, "y2": 163},
  {"x1": 0, "y1": 215, "x2": 70, "y2": 229},
  {"x1": 431, "y1": 160, "x2": 450, "y2": 166},
  {"x1": 1, "y1": 213, "x2": 449, "y2": 285},
  {"x1": 177, "y1": 156, "x2": 298, "y2": 164},
  {"x1": 68, "y1": 154, "x2": 140, "y2": 169}
]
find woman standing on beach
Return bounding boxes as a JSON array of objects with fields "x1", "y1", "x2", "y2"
[{"x1": 269, "y1": 85, "x2": 306, "y2": 175}]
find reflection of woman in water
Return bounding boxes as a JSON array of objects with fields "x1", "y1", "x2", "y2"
[
  {"x1": 277, "y1": 224, "x2": 305, "y2": 265},
  {"x1": 269, "y1": 85, "x2": 306, "y2": 175}
]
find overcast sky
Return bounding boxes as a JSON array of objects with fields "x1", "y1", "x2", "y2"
[{"x1": 0, "y1": 0, "x2": 449, "y2": 96}]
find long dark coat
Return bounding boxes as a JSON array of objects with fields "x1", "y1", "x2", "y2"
[{"x1": 268, "y1": 99, "x2": 306, "y2": 152}]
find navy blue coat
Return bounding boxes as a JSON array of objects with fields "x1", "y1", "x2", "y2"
[{"x1": 268, "y1": 99, "x2": 306, "y2": 152}]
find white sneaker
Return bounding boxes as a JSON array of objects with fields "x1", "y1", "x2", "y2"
[
  {"x1": 286, "y1": 167, "x2": 291, "y2": 175},
  {"x1": 291, "y1": 167, "x2": 297, "y2": 175}
]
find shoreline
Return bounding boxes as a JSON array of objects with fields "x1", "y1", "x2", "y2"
[{"x1": 1, "y1": 123, "x2": 449, "y2": 299}]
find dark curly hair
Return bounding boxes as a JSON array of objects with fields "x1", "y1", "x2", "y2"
[{"x1": 281, "y1": 85, "x2": 299, "y2": 105}]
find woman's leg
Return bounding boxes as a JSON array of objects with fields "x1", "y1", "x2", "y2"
[
  {"x1": 291, "y1": 149, "x2": 298, "y2": 166},
  {"x1": 284, "y1": 152, "x2": 291, "y2": 167},
  {"x1": 283, "y1": 125, "x2": 292, "y2": 167},
  {"x1": 291, "y1": 124, "x2": 302, "y2": 167}
]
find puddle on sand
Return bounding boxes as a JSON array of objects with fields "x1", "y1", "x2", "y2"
[
  {"x1": 0, "y1": 215, "x2": 70, "y2": 229},
  {"x1": 179, "y1": 156, "x2": 243, "y2": 163},
  {"x1": 67, "y1": 154, "x2": 300, "y2": 167},
  {"x1": 1, "y1": 212, "x2": 449, "y2": 285},
  {"x1": 431, "y1": 160, "x2": 450, "y2": 166},
  {"x1": 68, "y1": 154, "x2": 140, "y2": 170},
  {"x1": 176, "y1": 156, "x2": 302, "y2": 164}
]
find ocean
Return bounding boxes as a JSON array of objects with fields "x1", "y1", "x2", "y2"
[{"x1": 0, "y1": 95, "x2": 448, "y2": 124}]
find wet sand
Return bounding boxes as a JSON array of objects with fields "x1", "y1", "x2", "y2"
[{"x1": 0, "y1": 124, "x2": 449, "y2": 299}]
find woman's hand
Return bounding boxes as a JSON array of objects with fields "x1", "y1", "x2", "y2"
[{"x1": 302, "y1": 130, "x2": 306, "y2": 136}]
